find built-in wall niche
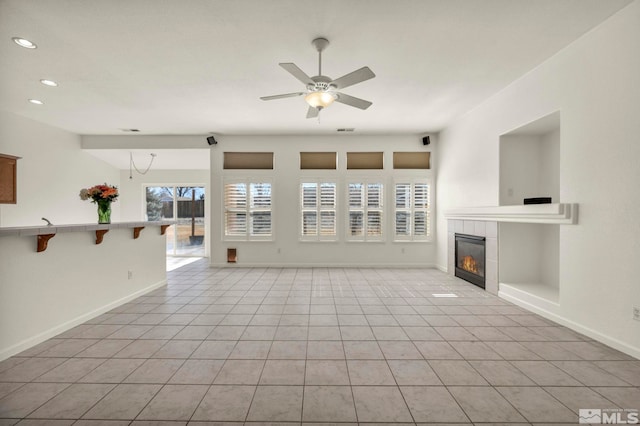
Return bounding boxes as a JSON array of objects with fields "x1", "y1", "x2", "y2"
[
  {"x1": 499, "y1": 222, "x2": 560, "y2": 306},
  {"x1": 499, "y1": 111, "x2": 560, "y2": 206}
]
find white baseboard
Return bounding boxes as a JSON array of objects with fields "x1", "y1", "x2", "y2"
[
  {"x1": 0, "y1": 279, "x2": 167, "y2": 361},
  {"x1": 499, "y1": 290, "x2": 640, "y2": 360},
  {"x1": 435, "y1": 264, "x2": 448, "y2": 273},
  {"x1": 210, "y1": 262, "x2": 438, "y2": 268}
]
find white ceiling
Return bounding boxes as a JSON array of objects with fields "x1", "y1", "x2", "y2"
[{"x1": 0, "y1": 0, "x2": 632, "y2": 136}]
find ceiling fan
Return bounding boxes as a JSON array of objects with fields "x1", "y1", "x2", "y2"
[{"x1": 260, "y1": 37, "x2": 376, "y2": 118}]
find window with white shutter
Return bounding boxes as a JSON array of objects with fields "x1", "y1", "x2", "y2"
[
  {"x1": 224, "y1": 181, "x2": 272, "y2": 240},
  {"x1": 394, "y1": 180, "x2": 431, "y2": 241},
  {"x1": 300, "y1": 181, "x2": 336, "y2": 240},
  {"x1": 347, "y1": 181, "x2": 383, "y2": 241}
]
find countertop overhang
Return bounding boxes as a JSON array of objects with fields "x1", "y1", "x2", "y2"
[{"x1": 0, "y1": 221, "x2": 176, "y2": 237}]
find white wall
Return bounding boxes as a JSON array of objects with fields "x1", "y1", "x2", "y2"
[
  {"x1": 499, "y1": 135, "x2": 543, "y2": 205},
  {"x1": 437, "y1": 1, "x2": 640, "y2": 355},
  {"x1": 539, "y1": 128, "x2": 560, "y2": 203},
  {"x1": 211, "y1": 135, "x2": 436, "y2": 267},
  {"x1": 118, "y1": 169, "x2": 210, "y2": 256},
  {"x1": 0, "y1": 111, "x2": 120, "y2": 227},
  {"x1": 0, "y1": 227, "x2": 167, "y2": 360}
]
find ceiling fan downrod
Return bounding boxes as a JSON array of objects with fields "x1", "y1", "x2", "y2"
[{"x1": 312, "y1": 38, "x2": 330, "y2": 77}]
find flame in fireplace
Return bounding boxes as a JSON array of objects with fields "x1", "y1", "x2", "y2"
[{"x1": 461, "y1": 255, "x2": 479, "y2": 274}]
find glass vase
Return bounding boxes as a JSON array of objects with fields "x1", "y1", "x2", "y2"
[{"x1": 97, "y1": 200, "x2": 112, "y2": 224}]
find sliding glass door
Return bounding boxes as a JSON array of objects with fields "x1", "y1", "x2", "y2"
[{"x1": 145, "y1": 186, "x2": 205, "y2": 257}]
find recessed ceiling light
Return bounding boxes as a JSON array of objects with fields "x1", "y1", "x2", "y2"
[
  {"x1": 12, "y1": 37, "x2": 37, "y2": 49},
  {"x1": 28, "y1": 99, "x2": 43, "y2": 105},
  {"x1": 40, "y1": 79, "x2": 58, "y2": 87}
]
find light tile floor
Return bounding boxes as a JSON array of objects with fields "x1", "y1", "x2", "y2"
[{"x1": 1, "y1": 260, "x2": 639, "y2": 425}]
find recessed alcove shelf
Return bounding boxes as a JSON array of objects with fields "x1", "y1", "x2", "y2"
[
  {"x1": 495, "y1": 112, "x2": 564, "y2": 307},
  {"x1": 498, "y1": 222, "x2": 560, "y2": 309},
  {"x1": 500, "y1": 111, "x2": 560, "y2": 206}
]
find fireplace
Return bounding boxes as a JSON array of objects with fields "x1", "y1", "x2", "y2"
[{"x1": 455, "y1": 233, "x2": 486, "y2": 289}]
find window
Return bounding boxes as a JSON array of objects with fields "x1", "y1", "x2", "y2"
[
  {"x1": 223, "y1": 152, "x2": 273, "y2": 169},
  {"x1": 394, "y1": 180, "x2": 431, "y2": 241},
  {"x1": 393, "y1": 152, "x2": 431, "y2": 169},
  {"x1": 300, "y1": 152, "x2": 337, "y2": 170},
  {"x1": 346, "y1": 152, "x2": 384, "y2": 169},
  {"x1": 347, "y1": 182, "x2": 383, "y2": 241},
  {"x1": 300, "y1": 182, "x2": 336, "y2": 240},
  {"x1": 224, "y1": 181, "x2": 272, "y2": 240},
  {"x1": 145, "y1": 185, "x2": 206, "y2": 256}
]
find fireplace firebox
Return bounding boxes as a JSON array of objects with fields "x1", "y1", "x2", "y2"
[{"x1": 455, "y1": 233, "x2": 486, "y2": 289}]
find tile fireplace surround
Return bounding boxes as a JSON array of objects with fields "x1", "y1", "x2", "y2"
[{"x1": 448, "y1": 220, "x2": 498, "y2": 294}]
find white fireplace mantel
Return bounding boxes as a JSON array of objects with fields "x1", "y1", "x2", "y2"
[{"x1": 444, "y1": 203, "x2": 578, "y2": 224}]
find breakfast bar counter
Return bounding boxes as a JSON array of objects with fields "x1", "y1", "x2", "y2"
[{"x1": 0, "y1": 221, "x2": 175, "y2": 360}]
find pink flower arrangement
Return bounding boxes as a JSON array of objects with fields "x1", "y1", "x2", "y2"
[{"x1": 79, "y1": 184, "x2": 119, "y2": 203}]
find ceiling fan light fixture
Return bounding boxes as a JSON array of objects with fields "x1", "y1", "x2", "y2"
[
  {"x1": 305, "y1": 91, "x2": 335, "y2": 109},
  {"x1": 12, "y1": 37, "x2": 37, "y2": 49},
  {"x1": 40, "y1": 79, "x2": 58, "y2": 87}
]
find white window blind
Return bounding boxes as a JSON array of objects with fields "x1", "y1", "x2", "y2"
[
  {"x1": 348, "y1": 182, "x2": 383, "y2": 241},
  {"x1": 224, "y1": 181, "x2": 272, "y2": 240},
  {"x1": 301, "y1": 182, "x2": 336, "y2": 240},
  {"x1": 394, "y1": 180, "x2": 430, "y2": 241}
]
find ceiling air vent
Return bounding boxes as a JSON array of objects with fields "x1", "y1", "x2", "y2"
[
  {"x1": 337, "y1": 128, "x2": 355, "y2": 132},
  {"x1": 121, "y1": 128, "x2": 140, "y2": 132}
]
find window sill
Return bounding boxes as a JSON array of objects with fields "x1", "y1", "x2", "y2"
[{"x1": 222, "y1": 238, "x2": 274, "y2": 243}]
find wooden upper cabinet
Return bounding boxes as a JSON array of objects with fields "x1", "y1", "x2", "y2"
[{"x1": 0, "y1": 154, "x2": 20, "y2": 204}]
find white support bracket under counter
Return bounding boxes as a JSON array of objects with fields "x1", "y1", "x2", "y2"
[
  {"x1": 444, "y1": 203, "x2": 578, "y2": 224},
  {"x1": 0, "y1": 221, "x2": 176, "y2": 253}
]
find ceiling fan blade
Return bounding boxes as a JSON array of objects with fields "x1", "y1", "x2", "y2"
[
  {"x1": 279, "y1": 63, "x2": 315, "y2": 86},
  {"x1": 306, "y1": 106, "x2": 319, "y2": 119},
  {"x1": 330, "y1": 66, "x2": 375, "y2": 89},
  {"x1": 335, "y1": 93, "x2": 372, "y2": 110},
  {"x1": 260, "y1": 92, "x2": 305, "y2": 101}
]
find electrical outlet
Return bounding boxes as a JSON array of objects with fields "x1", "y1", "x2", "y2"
[
  {"x1": 128, "y1": 271, "x2": 133, "y2": 280},
  {"x1": 633, "y1": 306, "x2": 640, "y2": 321}
]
